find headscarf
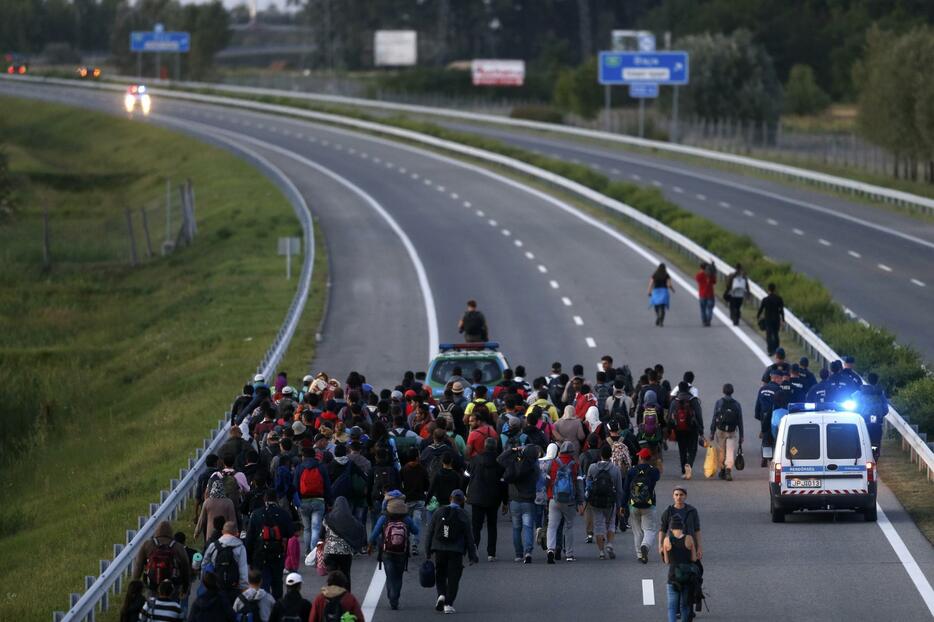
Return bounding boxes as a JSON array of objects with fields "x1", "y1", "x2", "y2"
[
  {"x1": 585, "y1": 406, "x2": 600, "y2": 432},
  {"x1": 560, "y1": 405, "x2": 577, "y2": 420},
  {"x1": 644, "y1": 390, "x2": 658, "y2": 406},
  {"x1": 541, "y1": 442, "x2": 559, "y2": 462},
  {"x1": 324, "y1": 496, "x2": 366, "y2": 551}
]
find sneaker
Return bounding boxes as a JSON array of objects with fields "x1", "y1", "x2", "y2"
[
  {"x1": 718, "y1": 468, "x2": 726, "y2": 480},
  {"x1": 514, "y1": 556, "x2": 523, "y2": 563},
  {"x1": 725, "y1": 468, "x2": 733, "y2": 481},
  {"x1": 639, "y1": 544, "x2": 648, "y2": 564},
  {"x1": 607, "y1": 546, "x2": 616, "y2": 559},
  {"x1": 444, "y1": 606, "x2": 456, "y2": 614},
  {"x1": 599, "y1": 551, "x2": 607, "y2": 560},
  {"x1": 487, "y1": 555, "x2": 496, "y2": 562},
  {"x1": 565, "y1": 556, "x2": 576, "y2": 562},
  {"x1": 685, "y1": 464, "x2": 693, "y2": 480},
  {"x1": 585, "y1": 534, "x2": 594, "y2": 544},
  {"x1": 547, "y1": 550, "x2": 556, "y2": 565},
  {"x1": 524, "y1": 554, "x2": 532, "y2": 564},
  {"x1": 436, "y1": 596, "x2": 445, "y2": 612}
]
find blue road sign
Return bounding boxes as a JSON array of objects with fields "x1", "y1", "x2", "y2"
[
  {"x1": 598, "y1": 51, "x2": 689, "y2": 85},
  {"x1": 130, "y1": 31, "x2": 190, "y2": 53},
  {"x1": 629, "y1": 83, "x2": 659, "y2": 98}
]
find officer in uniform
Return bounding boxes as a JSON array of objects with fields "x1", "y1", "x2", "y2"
[{"x1": 755, "y1": 369, "x2": 782, "y2": 467}]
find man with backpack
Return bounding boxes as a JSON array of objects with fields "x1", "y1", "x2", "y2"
[
  {"x1": 131, "y1": 520, "x2": 190, "y2": 603},
  {"x1": 245, "y1": 490, "x2": 294, "y2": 599},
  {"x1": 668, "y1": 382, "x2": 704, "y2": 480},
  {"x1": 204, "y1": 521, "x2": 249, "y2": 603},
  {"x1": 637, "y1": 391, "x2": 664, "y2": 473},
  {"x1": 232, "y1": 568, "x2": 276, "y2": 622},
  {"x1": 586, "y1": 444, "x2": 625, "y2": 560},
  {"x1": 368, "y1": 448, "x2": 401, "y2": 530},
  {"x1": 545, "y1": 441, "x2": 585, "y2": 564},
  {"x1": 499, "y1": 443, "x2": 540, "y2": 563},
  {"x1": 592, "y1": 372, "x2": 614, "y2": 419},
  {"x1": 426, "y1": 489, "x2": 478, "y2": 614},
  {"x1": 269, "y1": 573, "x2": 311, "y2": 622},
  {"x1": 368, "y1": 497, "x2": 418, "y2": 610},
  {"x1": 604, "y1": 383, "x2": 633, "y2": 430},
  {"x1": 624, "y1": 448, "x2": 661, "y2": 564},
  {"x1": 658, "y1": 487, "x2": 703, "y2": 563},
  {"x1": 710, "y1": 383, "x2": 744, "y2": 481},
  {"x1": 293, "y1": 446, "x2": 333, "y2": 561}
]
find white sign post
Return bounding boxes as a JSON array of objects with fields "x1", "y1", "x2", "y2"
[
  {"x1": 374, "y1": 30, "x2": 417, "y2": 66},
  {"x1": 278, "y1": 236, "x2": 301, "y2": 279}
]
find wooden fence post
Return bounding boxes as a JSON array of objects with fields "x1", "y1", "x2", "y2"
[
  {"x1": 139, "y1": 208, "x2": 154, "y2": 258},
  {"x1": 124, "y1": 208, "x2": 138, "y2": 266}
]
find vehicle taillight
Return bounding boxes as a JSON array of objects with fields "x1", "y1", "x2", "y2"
[
  {"x1": 773, "y1": 463, "x2": 782, "y2": 485},
  {"x1": 17, "y1": 65, "x2": 25, "y2": 74},
  {"x1": 6, "y1": 66, "x2": 12, "y2": 74},
  {"x1": 866, "y1": 461, "x2": 875, "y2": 483}
]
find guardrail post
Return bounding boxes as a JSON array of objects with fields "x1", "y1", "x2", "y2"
[
  {"x1": 85, "y1": 576, "x2": 95, "y2": 590},
  {"x1": 149, "y1": 503, "x2": 159, "y2": 517},
  {"x1": 126, "y1": 530, "x2": 136, "y2": 544},
  {"x1": 53, "y1": 612, "x2": 65, "y2": 622},
  {"x1": 138, "y1": 516, "x2": 147, "y2": 529},
  {"x1": 71, "y1": 593, "x2": 80, "y2": 608}
]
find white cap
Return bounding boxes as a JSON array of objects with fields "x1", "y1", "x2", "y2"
[
  {"x1": 285, "y1": 572, "x2": 303, "y2": 586},
  {"x1": 253, "y1": 374, "x2": 265, "y2": 383},
  {"x1": 303, "y1": 375, "x2": 314, "y2": 383},
  {"x1": 282, "y1": 386, "x2": 294, "y2": 395}
]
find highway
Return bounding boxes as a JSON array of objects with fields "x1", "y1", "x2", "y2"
[
  {"x1": 3, "y1": 80, "x2": 932, "y2": 621},
  {"x1": 427, "y1": 119, "x2": 934, "y2": 363}
]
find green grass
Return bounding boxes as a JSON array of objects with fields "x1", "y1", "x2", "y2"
[
  {"x1": 0, "y1": 96, "x2": 326, "y2": 620},
  {"x1": 879, "y1": 437, "x2": 934, "y2": 545}
]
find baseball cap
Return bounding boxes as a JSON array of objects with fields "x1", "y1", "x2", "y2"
[
  {"x1": 404, "y1": 389, "x2": 417, "y2": 399},
  {"x1": 350, "y1": 426, "x2": 363, "y2": 439},
  {"x1": 302, "y1": 375, "x2": 314, "y2": 383},
  {"x1": 391, "y1": 390, "x2": 404, "y2": 400},
  {"x1": 775, "y1": 347, "x2": 786, "y2": 359},
  {"x1": 282, "y1": 386, "x2": 294, "y2": 396},
  {"x1": 637, "y1": 448, "x2": 652, "y2": 459},
  {"x1": 253, "y1": 374, "x2": 265, "y2": 383},
  {"x1": 843, "y1": 355, "x2": 855, "y2": 364},
  {"x1": 292, "y1": 421, "x2": 307, "y2": 435},
  {"x1": 285, "y1": 572, "x2": 303, "y2": 586},
  {"x1": 450, "y1": 489, "x2": 466, "y2": 500},
  {"x1": 799, "y1": 357, "x2": 809, "y2": 367}
]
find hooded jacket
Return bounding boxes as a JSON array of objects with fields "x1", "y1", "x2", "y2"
[
  {"x1": 426, "y1": 502, "x2": 478, "y2": 559},
  {"x1": 187, "y1": 588, "x2": 236, "y2": 622},
  {"x1": 466, "y1": 449, "x2": 507, "y2": 507},
  {"x1": 309, "y1": 585, "x2": 366, "y2": 622},
  {"x1": 232, "y1": 586, "x2": 275, "y2": 621},
  {"x1": 131, "y1": 520, "x2": 191, "y2": 590},
  {"x1": 269, "y1": 589, "x2": 311, "y2": 622},
  {"x1": 204, "y1": 533, "x2": 250, "y2": 590},
  {"x1": 498, "y1": 444, "x2": 539, "y2": 502}
]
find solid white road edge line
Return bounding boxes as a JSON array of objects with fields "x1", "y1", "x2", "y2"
[{"x1": 642, "y1": 579, "x2": 655, "y2": 606}]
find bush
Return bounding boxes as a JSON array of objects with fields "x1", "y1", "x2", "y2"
[
  {"x1": 553, "y1": 57, "x2": 602, "y2": 120},
  {"x1": 892, "y1": 377, "x2": 934, "y2": 435},
  {"x1": 784, "y1": 64, "x2": 831, "y2": 115},
  {"x1": 510, "y1": 105, "x2": 564, "y2": 124},
  {"x1": 821, "y1": 322, "x2": 926, "y2": 392}
]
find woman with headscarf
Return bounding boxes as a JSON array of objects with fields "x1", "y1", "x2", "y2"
[
  {"x1": 195, "y1": 479, "x2": 237, "y2": 542},
  {"x1": 552, "y1": 405, "x2": 586, "y2": 456},
  {"x1": 322, "y1": 496, "x2": 366, "y2": 590},
  {"x1": 648, "y1": 262, "x2": 675, "y2": 327}
]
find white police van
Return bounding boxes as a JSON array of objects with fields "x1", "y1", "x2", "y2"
[{"x1": 769, "y1": 402, "x2": 877, "y2": 523}]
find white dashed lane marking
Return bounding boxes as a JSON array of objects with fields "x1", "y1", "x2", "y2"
[
  {"x1": 501, "y1": 229, "x2": 511, "y2": 236},
  {"x1": 549, "y1": 280, "x2": 560, "y2": 289},
  {"x1": 437, "y1": 185, "x2": 446, "y2": 192},
  {"x1": 878, "y1": 263, "x2": 893, "y2": 272},
  {"x1": 673, "y1": 186, "x2": 684, "y2": 194},
  {"x1": 848, "y1": 250, "x2": 862, "y2": 258},
  {"x1": 488, "y1": 219, "x2": 498, "y2": 227},
  {"x1": 573, "y1": 316, "x2": 584, "y2": 326},
  {"x1": 743, "y1": 209, "x2": 755, "y2": 217},
  {"x1": 411, "y1": 173, "x2": 419, "y2": 179},
  {"x1": 514, "y1": 239, "x2": 523, "y2": 247},
  {"x1": 585, "y1": 337, "x2": 597, "y2": 348},
  {"x1": 525, "y1": 251, "x2": 535, "y2": 260},
  {"x1": 719, "y1": 201, "x2": 731, "y2": 208},
  {"x1": 562, "y1": 297, "x2": 572, "y2": 306},
  {"x1": 630, "y1": 173, "x2": 640, "y2": 180},
  {"x1": 642, "y1": 579, "x2": 655, "y2": 606},
  {"x1": 911, "y1": 278, "x2": 926, "y2": 287},
  {"x1": 819, "y1": 238, "x2": 832, "y2": 246},
  {"x1": 652, "y1": 180, "x2": 663, "y2": 187},
  {"x1": 537, "y1": 265, "x2": 548, "y2": 273},
  {"x1": 450, "y1": 193, "x2": 459, "y2": 200},
  {"x1": 696, "y1": 194, "x2": 706, "y2": 201},
  {"x1": 476, "y1": 210, "x2": 485, "y2": 217},
  {"x1": 611, "y1": 168, "x2": 621, "y2": 175},
  {"x1": 423, "y1": 179, "x2": 432, "y2": 186},
  {"x1": 463, "y1": 201, "x2": 472, "y2": 208},
  {"x1": 793, "y1": 228, "x2": 805, "y2": 236}
]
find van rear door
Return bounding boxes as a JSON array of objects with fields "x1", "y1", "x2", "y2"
[
  {"x1": 822, "y1": 415, "x2": 867, "y2": 495},
  {"x1": 781, "y1": 417, "x2": 823, "y2": 495}
]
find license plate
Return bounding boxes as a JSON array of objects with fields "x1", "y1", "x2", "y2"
[{"x1": 787, "y1": 478, "x2": 821, "y2": 488}]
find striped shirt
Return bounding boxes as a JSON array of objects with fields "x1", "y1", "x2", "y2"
[{"x1": 139, "y1": 598, "x2": 183, "y2": 621}]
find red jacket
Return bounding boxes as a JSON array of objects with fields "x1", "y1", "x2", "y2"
[
  {"x1": 309, "y1": 587, "x2": 365, "y2": 622},
  {"x1": 695, "y1": 270, "x2": 716, "y2": 299},
  {"x1": 546, "y1": 454, "x2": 579, "y2": 500},
  {"x1": 466, "y1": 424, "x2": 497, "y2": 458},
  {"x1": 574, "y1": 392, "x2": 597, "y2": 420}
]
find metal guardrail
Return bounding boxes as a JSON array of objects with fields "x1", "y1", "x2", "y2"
[
  {"x1": 50, "y1": 119, "x2": 317, "y2": 622},
  {"x1": 98, "y1": 73, "x2": 934, "y2": 216}
]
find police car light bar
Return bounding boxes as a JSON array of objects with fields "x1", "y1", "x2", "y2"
[
  {"x1": 438, "y1": 341, "x2": 500, "y2": 352},
  {"x1": 789, "y1": 401, "x2": 859, "y2": 414}
]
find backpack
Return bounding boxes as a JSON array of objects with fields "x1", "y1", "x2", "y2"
[
  {"x1": 609, "y1": 396, "x2": 631, "y2": 427},
  {"x1": 547, "y1": 377, "x2": 565, "y2": 407},
  {"x1": 437, "y1": 403, "x2": 456, "y2": 430},
  {"x1": 235, "y1": 593, "x2": 262, "y2": 622},
  {"x1": 616, "y1": 366, "x2": 634, "y2": 394},
  {"x1": 426, "y1": 452, "x2": 445, "y2": 484},
  {"x1": 436, "y1": 506, "x2": 465, "y2": 544},
  {"x1": 716, "y1": 399, "x2": 740, "y2": 432},
  {"x1": 629, "y1": 466, "x2": 655, "y2": 508},
  {"x1": 553, "y1": 460, "x2": 574, "y2": 503},
  {"x1": 371, "y1": 466, "x2": 395, "y2": 503},
  {"x1": 216, "y1": 471, "x2": 241, "y2": 505},
  {"x1": 322, "y1": 596, "x2": 348, "y2": 622},
  {"x1": 390, "y1": 428, "x2": 417, "y2": 455},
  {"x1": 674, "y1": 400, "x2": 693, "y2": 433},
  {"x1": 588, "y1": 467, "x2": 616, "y2": 509},
  {"x1": 258, "y1": 517, "x2": 284, "y2": 563},
  {"x1": 144, "y1": 540, "x2": 179, "y2": 590},
  {"x1": 594, "y1": 383, "x2": 612, "y2": 417},
  {"x1": 299, "y1": 465, "x2": 324, "y2": 498},
  {"x1": 279, "y1": 598, "x2": 306, "y2": 622},
  {"x1": 382, "y1": 519, "x2": 409, "y2": 555},
  {"x1": 640, "y1": 408, "x2": 660, "y2": 440},
  {"x1": 214, "y1": 543, "x2": 240, "y2": 590}
]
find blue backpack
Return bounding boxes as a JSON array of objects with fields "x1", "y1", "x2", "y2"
[{"x1": 553, "y1": 460, "x2": 574, "y2": 503}]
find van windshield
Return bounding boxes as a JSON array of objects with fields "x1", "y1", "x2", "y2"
[
  {"x1": 431, "y1": 358, "x2": 501, "y2": 385},
  {"x1": 785, "y1": 424, "x2": 820, "y2": 460},
  {"x1": 826, "y1": 423, "x2": 861, "y2": 460}
]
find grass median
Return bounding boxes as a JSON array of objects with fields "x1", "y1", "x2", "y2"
[{"x1": 0, "y1": 96, "x2": 326, "y2": 620}]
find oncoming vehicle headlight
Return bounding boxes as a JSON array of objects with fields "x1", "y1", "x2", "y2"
[
  {"x1": 140, "y1": 94, "x2": 151, "y2": 114},
  {"x1": 124, "y1": 94, "x2": 135, "y2": 112}
]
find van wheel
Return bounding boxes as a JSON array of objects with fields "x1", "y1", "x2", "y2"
[
  {"x1": 770, "y1": 498, "x2": 786, "y2": 523},
  {"x1": 863, "y1": 504, "x2": 878, "y2": 522}
]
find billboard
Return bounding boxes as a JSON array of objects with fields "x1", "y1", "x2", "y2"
[
  {"x1": 471, "y1": 59, "x2": 525, "y2": 86},
  {"x1": 374, "y1": 30, "x2": 417, "y2": 66}
]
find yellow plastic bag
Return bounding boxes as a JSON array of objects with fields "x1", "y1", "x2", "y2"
[{"x1": 703, "y1": 441, "x2": 721, "y2": 479}]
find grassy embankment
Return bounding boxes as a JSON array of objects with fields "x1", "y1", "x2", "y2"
[{"x1": 0, "y1": 96, "x2": 326, "y2": 620}]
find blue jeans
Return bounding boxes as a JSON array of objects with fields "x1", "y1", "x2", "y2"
[
  {"x1": 510, "y1": 501, "x2": 535, "y2": 556},
  {"x1": 382, "y1": 553, "x2": 405, "y2": 607},
  {"x1": 407, "y1": 501, "x2": 425, "y2": 550},
  {"x1": 300, "y1": 498, "x2": 325, "y2": 555},
  {"x1": 699, "y1": 297, "x2": 715, "y2": 325},
  {"x1": 667, "y1": 583, "x2": 692, "y2": 622},
  {"x1": 534, "y1": 503, "x2": 545, "y2": 529}
]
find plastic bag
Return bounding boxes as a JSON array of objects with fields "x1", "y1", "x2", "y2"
[
  {"x1": 315, "y1": 540, "x2": 327, "y2": 576},
  {"x1": 703, "y1": 441, "x2": 720, "y2": 479}
]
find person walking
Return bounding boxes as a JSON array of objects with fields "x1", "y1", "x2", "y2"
[
  {"x1": 710, "y1": 384, "x2": 743, "y2": 480},
  {"x1": 203, "y1": 521, "x2": 249, "y2": 605},
  {"x1": 545, "y1": 441, "x2": 585, "y2": 564},
  {"x1": 662, "y1": 515, "x2": 698, "y2": 622},
  {"x1": 658, "y1": 487, "x2": 703, "y2": 562},
  {"x1": 458, "y1": 299, "x2": 488, "y2": 343},
  {"x1": 426, "y1": 490, "x2": 479, "y2": 614},
  {"x1": 321, "y1": 496, "x2": 367, "y2": 591},
  {"x1": 695, "y1": 261, "x2": 717, "y2": 327},
  {"x1": 244, "y1": 490, "x2": 294, "y2": 599},
  {"x1": 187, "y1": 572, "x2": 236, "y2": 622},
  {"x1": 232, "y1": 568, "x2": 276, "y2": 622},
  {"x1": 308, "y1": 571, "x2": 365, "y2": 622},
  {"x1": 624, "y1": 448, "x2": 660, "y2": 564},
  {"x1": 369, "y1": 497, "x2": 418, "y2": 610},
  {"x1": 498, "y1": 443, "x2": 540, "y2": 563},
  {"x1": 755, "y1": 369, "x2": 782, "y2": 467},
  {"x1": 648, "y1": 263, "x2": 675, "y2": 327},
  {"x1": 585, "y1": 444, "x2": 625, "y2": 560},
  {"x1": 293, "y1": 446, "x2": 332, "y2": 563},
  {"x1": 466, "y1": 437, "x2": 507, "y2": 561},
  {"x1": 268, "y1": 573, "x2": 311, "y2": 622},
  {"x1": 668, "y1": 382, "x2": 703, "y2": 480},
  {"x1": 757, "y1": 283, "x2": 785, "y2": 356},
  {"x1": 131, "y1": 520, "x2": 190, "y2": 604},
  {"x1": 724, "y1": 263, "x2": 749, "y2": 326},
  {"x1": 139, "y1": 580, "x2": 183, "y2": 621},
  {"x1": 552, "y1": 405, "x2": 586, "y2": 455}
]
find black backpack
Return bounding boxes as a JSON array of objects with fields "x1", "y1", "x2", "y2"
[
  {"x1": 436, "y1": 506, "x2": 464, "y2": 544},
  {"x1": 214, "y1": 543, "x2": 240, "y2": 590},
  {"x1": 716, "y1": 399, "x2": 741, "y2": 433},
  {"x1": 589, "y1": 467, "x2": 617, "y2": 509},
  {"x1": 594, "y1": 383, "x2": 612, "y2": 416},
  {"x1": 371, "y1": 466, "x2": 396, "y2": 503},
  {"x1": 628, "y1": 465, "x2": 655, "y2": 508},
  {"x1": 235, "y1": 593, "x2": 262, "y2": 622},
  {"x1": 322, "y1": 596, "x2": 345, "y2": 622}
]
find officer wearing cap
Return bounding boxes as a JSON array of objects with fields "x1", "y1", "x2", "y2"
[
  {"x1": 827, "y1": 360, "x2": 859, "y2": 402},
  {"x1": 805, "y1": 368, "x2": 832, "y2": 403},
  {"x1": 798, "y1": 357, "x2": 817, "y2": 392},
  {"x1": 760, "y1": 347, "x2": 789, "y2": 384},
  {"x1": 841, "y1": 355, "x2": 863, "y2": 387},
  {"x1": 787, "y1": 365, "x2": 807, "y2": 402}
]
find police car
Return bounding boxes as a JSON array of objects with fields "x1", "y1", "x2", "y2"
[
  {"x1": 123, "y1": 84, "x2": 151, "y2": 115},
  {"x1": 769, "y1": 402, "x2": 877, "y2": 523},
  {"x1": 426, "y1": 342, "x2": 509, "y2": 398}
]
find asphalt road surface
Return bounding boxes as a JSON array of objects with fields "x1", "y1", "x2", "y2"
[
  {"x1": 3, "y1": 80, "x2": 932, "y2": 621},
  {"x1": 429, "y1": 119, "x2": 934, "y2": 363}
]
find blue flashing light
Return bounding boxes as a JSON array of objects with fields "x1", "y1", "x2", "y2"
[
  {"x1": 788, "y1": 402, "x2": 817, "y2": 412},
  {"x1": 840, "y1": 399, "x2": 858, "y2": 412},
  {"x1": 438, "y1": 341, "x2": 500, "y2": 352}
]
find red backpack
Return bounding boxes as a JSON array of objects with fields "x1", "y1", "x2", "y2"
[
  {"x1": 382, "y1": 520, "x2": 409, "y2": 555},
  {"x1": 144, "y1": 540, "x2": 179, "y2": 589},
  {"x1": 674, "y1": 400, "x2": 693, "y2": 432},
  {"x1": 299, "y1": 466, "x2": 324, "y2": 497}
]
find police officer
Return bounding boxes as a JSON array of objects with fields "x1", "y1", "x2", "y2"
[
  {"x1": 853, "y1": 373, "x2": 888, "y2": 460},
  {"x1": 787, "y1": 364, "x2": 808, "y2": 402},
  {"x1": 805, "y1": 368, "x2": 831, "y2": 403},
  {"x1": 755, "y1": 369, "x2": 782, "y2": 467},
  {"x1": 798, "y1": 357, "x2": 817, "y2": 393},
  {"x1": 841, "y1": 355, "x2": 863, "y2": 387},
  {"x1": 760, "y1": 348, "x2": 789, "y2": 384},
  {"x1": 827, "y1": 360, "x2": 859, "y2": 402}
]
